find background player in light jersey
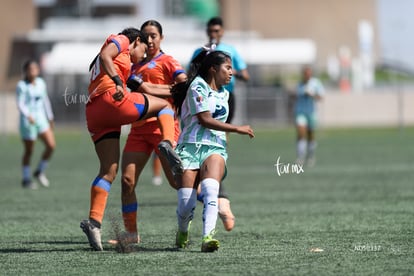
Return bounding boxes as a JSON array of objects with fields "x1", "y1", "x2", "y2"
[
  {"x1": 295, "y1": 66, "x2": 324, "y2": 166},
  {"x1": 172, "y1": 50, "x2": 254, "y2": 252},
  {"x1": 191, "y1": 16, "x2": 250, "y2": 123},
  {"x1": 110, "y1": 20, "x2": 187, "y2": 245},
  {"x1": 80, "y1": 27, "x2": 183, "y2": 251},
  {"x1": 16, "y1": 60, "x2": 56, "y2": 189},
  {"x1": 190, "y1": 16, "x2": 250, "y2": 231}
]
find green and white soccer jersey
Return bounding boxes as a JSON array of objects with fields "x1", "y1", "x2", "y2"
[
  {"x1": 295, "y1": 77, "x2": 324, "y2": 115},
  {"x1": 295, "y1": 77, "x2": 324, "y2": 130},
  {"x1": 16, "y1": 77, "x2": 54, "y2": 140},
  {"x1": 178, "y1": 76, "x2": 229, "y2": 148}
]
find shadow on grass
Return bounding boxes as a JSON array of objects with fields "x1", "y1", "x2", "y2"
[
  {"x1": 107, "y1": 245, "x2": 182, "y2": 254},
  {"x1": 0, "y1": 240, "x2": 90, "y2": 253},
  {"x1": 0, "y1": 240, "x2": 186, "y2": 254},
  {"x1": 24, "y1": 240, "x2": 84, "y2": 245},
  {"x1": 105, "y1": 245, "x2": 213, "y2": 254}
]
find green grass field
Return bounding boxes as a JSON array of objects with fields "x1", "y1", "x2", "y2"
[{"x1": 1, "y1": 127, "x2": 413, "y2": 275}]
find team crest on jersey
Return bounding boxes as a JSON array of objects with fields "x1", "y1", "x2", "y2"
[
  {"x1": 148, "y1": 61, "x2": 156, "y2": 69},
  {"x1": 212, "y1": 105, "x2": 227, "y2": 118},
  {"x1": 196, "y1": 96, "x2": 203, "y2": 102}
]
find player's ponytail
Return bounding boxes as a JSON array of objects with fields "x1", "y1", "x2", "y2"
[
  {"x1": 171, "y1": 50, "x2": 208, "y2": 115},
  {"x1": 171, "y1": 81, "x2": 189, "y2": 116}
]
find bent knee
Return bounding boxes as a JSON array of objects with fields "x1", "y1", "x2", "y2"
[
  {"x1": 121, "y1": 175, "x2": 136, "y2": 193},
  {"x1": 100, "y1": 167, "x2": 118, "y2": 183}
]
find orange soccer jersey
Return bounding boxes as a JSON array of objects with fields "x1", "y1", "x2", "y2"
[
  {"x1": 86, "y1": 34, "x2": 148, "y2": 143},
  {"x1": 129, "y1": 53, "x2": 184, "y2": 135},
  {"x1": 88, "y1": 34, "x2": 131, "y2": 98},
  {"x1": 124, "y1": 53, "x2": 184, "y2": 153}
]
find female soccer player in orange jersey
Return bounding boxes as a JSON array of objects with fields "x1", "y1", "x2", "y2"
[
  {"x1": 110, "y1": 20, "x2": 187, "y2": 245},
  {"x1": 80, "y1": 27, "x2": 183, "y2": 251}
]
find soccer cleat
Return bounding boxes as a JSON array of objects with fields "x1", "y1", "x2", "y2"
[
  {"x1": 158, "y1": 140, "x2": 183, "y2": 175},
  {"x1": 22, "y1": 179, "x2": 38, "y2": 190},
  {"x1": 218, "y1": 198, "x2": 235, "y2": 231},
  {"x1": 175, "y1": 221, "x2": 191, "y2": 249},
  {"x1": 108, "y1": 232, "x2": 140, "y2": 245},
  {"x1": 80, "y1": 219, "x2": 103, "y2": 251},
  {"x1": 34, "y1": 170, "x2": 50, "y2": 187},
  {"x1": 201, "y1": 233, "x2": 220, "y2": 252},
  {"x1": 176, "y1": 231, "x2": 190, "y2": 249}
]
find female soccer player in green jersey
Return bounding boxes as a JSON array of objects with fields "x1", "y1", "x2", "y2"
[
  {"x1": 172, "y1": 50, "x2": 254, "y2": 252},
  {"x1": 16, "y1": 60, "x2": 56, "y2": 189}
]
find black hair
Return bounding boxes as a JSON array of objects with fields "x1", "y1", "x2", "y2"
[
  {"x1": 207, "y1": 16, "x2": 223, "y2": 27},
  {"x1": 171, "y1": 50, "x2": 231, "y2": 115},
  {"x1": 140, "y1": 20, "x2": 164, "y2": 55},
  {"x1": 23, "y1": 59, "x2": 37, "y2": 73},
  {"x1": 119, "y1": 27, "x2": 148, "y2": 45},
  {"x1": 89, "y1": 28, "x2": 148, "y2": 71},
  {"x1": 140, "y1": 20, "x2": 163, "y2": 36},
  {"x1": 197, "y1": 50, "x2": 231, "y2": 80},
  {"x1": 22, "y1": 59, "x2": 39, "y2": 81}
]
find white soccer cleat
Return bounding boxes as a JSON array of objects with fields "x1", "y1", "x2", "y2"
[
  {"x1": 80, "y1": 219, "x2": 103, "y2": 251},
  {"x1": 34, "y1": 171, "x2": 50, "y2": 187}
]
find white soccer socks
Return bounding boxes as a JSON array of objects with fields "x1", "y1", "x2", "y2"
[
  {"x1": 296, "y1": 139, "x2": 307, "y2": 163},
  {"x1": 201, "y1": 178, "x2": 219, "y2": 237},
  {"x1": 176, "y1": 188, "x2": 196, "y2": 233}
]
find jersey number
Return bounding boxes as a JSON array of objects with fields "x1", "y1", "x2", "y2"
[{"x1": 90, "y1": 56, "x2": 101, "y2": 81}]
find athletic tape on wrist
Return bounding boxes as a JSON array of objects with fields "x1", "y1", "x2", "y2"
[{"x1": 111, "y1": 75, "x2": 123, "y2": 87}]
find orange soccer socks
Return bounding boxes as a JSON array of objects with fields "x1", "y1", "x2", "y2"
[
  {"x1": 89, "y1": 177, "x2": 111, "y2": 226},
  {"x1": 157, "y1": 108, "x2": 175, "y2": 145},
  {"x1": 107, "y1": 202, "x2": 139, "y2": 246},
  {"x1": 122, "y1": 202, "x2": 138, "y2": 234}
]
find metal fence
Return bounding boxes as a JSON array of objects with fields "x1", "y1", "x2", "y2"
[{"x1": 43, "y1": 74, "x2": 295, "y2": 129}]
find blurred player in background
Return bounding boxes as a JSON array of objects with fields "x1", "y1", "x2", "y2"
[
  {"x1": 16, "y1": 59, "x2": 56, "y2": 189},
  {"x1": 80, "y1": 27, "x2": 183, "y2": 251},
  {"x1": 191, "y1": 16, "x2": 250, "y2": 123},
  {"x1": 295, "y1": 66, "x2": 324, "y2": 166},
  {"x1": 190, "y1": 16, "x2": 250, "y2": 231},
  {"x1": 173, "y1": 50, "x2": 254, "y2": 252},
  {"x1": 110, "y1": 20, "x2": 187, "y2": 245}
]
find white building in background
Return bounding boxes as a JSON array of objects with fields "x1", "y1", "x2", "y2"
[
  {"x1": 377, "y1": 0, "x2": 414, "y2": 71},
  {"x1": 2, "y1": 0, "x2": 414, "y2": 134}
]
